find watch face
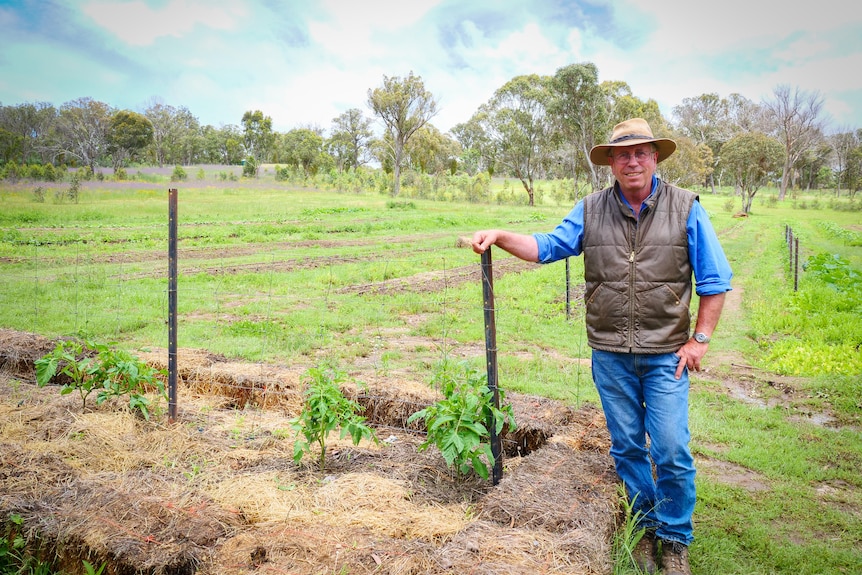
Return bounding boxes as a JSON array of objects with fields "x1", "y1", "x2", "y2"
[{"x1": 694, "y1": 333, "x2": 709, "y2": 343}]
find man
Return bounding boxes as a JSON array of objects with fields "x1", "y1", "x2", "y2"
[{"x1": 471, "y1": 118, "x2": 732, "y2": 575}]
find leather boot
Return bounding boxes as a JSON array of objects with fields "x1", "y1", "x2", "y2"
[
  {"x1": 660, "y1": 540, "x2": 692, "y2": 575},
  {"x1": 631, "y1": 532, "x2": 657, "y2": 574}
]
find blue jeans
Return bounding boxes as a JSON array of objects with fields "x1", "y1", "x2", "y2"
[{"x1": 591, "y1": 349, "x2": 695, "y2": 545}]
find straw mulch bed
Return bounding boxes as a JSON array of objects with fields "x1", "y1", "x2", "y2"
[{"x1": 0, "y1": 328, "x2": 618, "y2": 575}]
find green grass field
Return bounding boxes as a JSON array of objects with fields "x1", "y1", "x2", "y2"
[{"x1": 1, "y1": 174, "x2": 860, "y2": 575}]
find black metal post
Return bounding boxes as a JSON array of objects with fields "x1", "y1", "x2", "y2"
[
  {"x1": 788, "y1": 228, "x2": 794, "y2": 272},
  {"x1": 481, "y1": 249, "x2": 503, "y2": 485},
  {"x1": 794, "y1": 237, "x2": 799, "y2": 292},
  {"x1": 168, "y1": 188, "x2": 178, "y2": 422},
  {"x1": 565, "y1": 258, "x2": 571, "y2": 320}
]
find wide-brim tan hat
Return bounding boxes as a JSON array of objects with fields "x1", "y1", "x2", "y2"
[{"x1": 589, "y1": 118, "x2": 676, "y2": 166}]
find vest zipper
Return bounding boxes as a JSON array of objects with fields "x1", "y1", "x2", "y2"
[{"x1": 628, "y1": 220, "x2": 638, "y2": 350}]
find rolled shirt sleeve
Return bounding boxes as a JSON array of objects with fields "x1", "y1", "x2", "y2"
[
  {"x1": 534, "y1": 200, "x2": 585, "y2": 263},
  {"x1": 687, "y1": 200, "x2": 733, "y2": 296}
]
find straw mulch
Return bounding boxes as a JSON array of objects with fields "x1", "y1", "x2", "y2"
[{"x1": 0, "y1": 328, "x2": 618, "y2": 575}]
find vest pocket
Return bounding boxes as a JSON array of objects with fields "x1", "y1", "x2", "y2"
[
  {"x1": 585, "y1": 282, "x2": 628, "y2": 347},
  {"x1": 636, "y1": 283, "x2": 689, "y2": 346}
]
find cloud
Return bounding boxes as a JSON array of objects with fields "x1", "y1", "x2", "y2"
[
  {"x1": 80, "y1": 0, "x2": 248, "y2": 46},
  {"x1": 0, "y1": 0, "x2": 860, "y2": 134}
]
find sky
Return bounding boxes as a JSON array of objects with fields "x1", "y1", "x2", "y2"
[{"x1": 2, "y1": 0, "x2": 861, "y2": 136}]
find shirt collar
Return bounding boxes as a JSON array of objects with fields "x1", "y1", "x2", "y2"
[{"x1": 618, "y1": 175, "x2": 659, "y2": 211}]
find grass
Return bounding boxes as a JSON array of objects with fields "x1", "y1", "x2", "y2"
[{"x1": 1, "y1": 174, "x2": 861, "y2": 574}]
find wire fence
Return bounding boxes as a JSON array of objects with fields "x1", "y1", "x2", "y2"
[{"x1": 1, "y1": 198, "x2": 591, "y2": 471}]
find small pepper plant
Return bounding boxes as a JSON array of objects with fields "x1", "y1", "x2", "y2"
[
  {"x1": 35, "y1": 338, "x2": 166, "y2": 420},
  {"x1": 289, "y1": 364, "x2": 377, "y2": 471},
  {"x1": 408, "y1": 360, "x2": 516, "y2": 480}
]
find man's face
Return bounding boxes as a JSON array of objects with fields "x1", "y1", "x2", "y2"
[{"x1": 609, "y1": 144, "x2": 657, "y2": 193}]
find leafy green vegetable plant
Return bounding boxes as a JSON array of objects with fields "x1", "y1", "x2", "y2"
[
  {"x1": 407, "y1": 361, "x2": 516, "y2": 480},
  {"x1": 804, "y1": 252, "x2": 862, "y2": 292},
  {"x1": 290, "y1": 364, "x2": 377, "y2": 471},
  {"x1": 35, "y1": 338, "x2": 166, "y2": 419}
]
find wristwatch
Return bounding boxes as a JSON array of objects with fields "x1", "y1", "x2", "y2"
[{"x1": 693, "y1": 332, "x2": 711, "y2": 344}]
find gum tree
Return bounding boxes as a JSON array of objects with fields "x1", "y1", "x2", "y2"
[
  {"x1": 721, "y1": 131, "x2": 785, "y2": 213},
  {"x1": 0, "y1": 101, "x2": 56, "y2": 164},
  {"x1": 241, "y1": 110, "x2": 274, "y2": 176},
  {"x1": 328, "y1": 108, "x2": 374, "y2": 172},
  {"x1": 108, "y1": 110, "x2": 154, "y2": 171},
  {"x1": 764, "y1": 85, "x2": 826, "y2": 200},
  {"x1": 471, "y1": 74, "x2": 554, "y2": 206},
  {"x1": 51, "y1": 97, "x2": 113, "y2": 174},
  {"x1": 673, "y1": 93, "x2": 730, "y2": 192},
  {"x1": 367, "y1": 71, "x2": 438, "y2": 196},
  {"x1": 548, "y1": 62, "x2": 609, "y2": 192}
]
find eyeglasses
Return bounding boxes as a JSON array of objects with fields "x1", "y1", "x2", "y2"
[{"x1": 611, "y1": 150, "x2": 655, "y2": 164}]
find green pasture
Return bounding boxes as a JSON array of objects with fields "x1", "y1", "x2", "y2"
[{"x1": 1, "y1": 176, "x2": 860, "y2": 575}]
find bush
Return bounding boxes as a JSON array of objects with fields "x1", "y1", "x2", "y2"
[
  {"x1": 26, "y1": 164, "x2": 44, "y2": 180},
  {"x1": 67, "y1": 173, "x2": 81, "y2": 203},
  {"x1": 3, "y1": 162, "x2": 21, "y2": 182},
  {"x1": 242, "y1": 156, "x2": 258, "y2": 178},
  {"x1": 43, "y1": 163, "x2": 62, "y2": 182},
  {"x1": 35, "y1": 338, "x2": 167, "y2": 419},
  {"x1": 170, "y1": 165, "x2": 188, "y2": 182}
]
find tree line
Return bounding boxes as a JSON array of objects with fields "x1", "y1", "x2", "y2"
[{"x1": 1, "y1": 62, "x2": 860, "y2": 211}]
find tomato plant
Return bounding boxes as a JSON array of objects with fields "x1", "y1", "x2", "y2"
[
  {"x1": 289, "y1": 364, "x2": 377, "y2": 471},
  {"x1": 35, "y1": 338, "x2": 166, "y2": 419},
  {"x1": 408, "y1": 361, "x2": 516, "y2": 480}
]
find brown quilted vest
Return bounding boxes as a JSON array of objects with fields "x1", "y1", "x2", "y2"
[{"x1": 582, "y1": 181, "x2": 697, "y2": 353}]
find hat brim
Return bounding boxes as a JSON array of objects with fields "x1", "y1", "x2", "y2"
[{"x1": 589, "y1": 138, "x2": 677, "y2": 166}]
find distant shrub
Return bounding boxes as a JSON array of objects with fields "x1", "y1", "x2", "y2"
[
  {"x1": 43, "y1": 163, "x2": 61, "y2": 182},
  {"x1": 196, "y1": 168, "x2": 205, "y2": 180},
  {"x1": 170, "y1": 165, "x2": 188, "y2": 182},
  {"x1": 27, "y1": 164, "x2": 45, "y2": 180},
  {"x1": 67, "y1": 173, "x2": 81, "y2": 203},
  {"x1": 275, "y1": 165, "x2": 291, "y2": 181},
  {"x1": 242, "y1": 156, "x2": 258, "y2": 178},
  {"x1": 387, "y1": 200, "x2": 416, "y2": 210},
  {"x1": 32, "y1": 186, "x2": 46, "y2": 203},
  {"x1": 114, "y1": 167, "x2": 128, "y2": 181},
  {"x1": 3, "y1": 162, "x2": 21, "y2": 182},
  {"x1": 77, "y1": 166, "x2": 94, "y2": 181}
]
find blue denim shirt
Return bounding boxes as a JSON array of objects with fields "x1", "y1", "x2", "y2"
[{"x1": 534, "y1": 177, "x2": 733, "y2": 296}]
